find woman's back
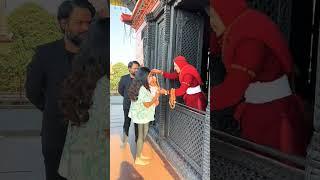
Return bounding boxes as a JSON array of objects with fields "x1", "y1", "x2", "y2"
[{"x1": 59, "y1": 75, "x2": 109, "y2": 180}]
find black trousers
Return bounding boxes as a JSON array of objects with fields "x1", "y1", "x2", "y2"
[
  {"x1": 41, "y1": 127, "x2": 67, "y2": 180},
  {"x1": 42, "y1": 143, "x2": 67, "y2": 180},
  {"x1": 123, "y1": 108, "x2": 139, "y2": 142}
]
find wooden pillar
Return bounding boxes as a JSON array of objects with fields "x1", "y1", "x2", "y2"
[
  {"x1": 203, "y1": 55, "x2": 211, "y2": 180},
  {"x1": 159, "y1": 1, "x2": 171, "y2": 138},
  {"x1": 305, "y1": 7, "x2": 320, "y2": 179}
]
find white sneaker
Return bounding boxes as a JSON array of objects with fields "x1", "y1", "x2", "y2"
[
  {"x1": 140, "y1": 154, "x2": 151, "y2": 160},
  {"x1": 134, "y1": 157, "x2": 150, "y2": 166}
]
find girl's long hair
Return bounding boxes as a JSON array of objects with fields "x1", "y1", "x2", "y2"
[
  {"x1": 128, "y1": 67, "x2": 150, "y2": 101},
  {"x1": 59, "y1": 18, "x2": 109, "y2": 126}
]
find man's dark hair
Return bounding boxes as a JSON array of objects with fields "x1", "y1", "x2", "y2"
[
  {"x1": 57, "y1": 0, "x2": 96, "y2": 31},
  {"x1": 128, "y1": 61, "x2": 140, "y2": 68},
  {"x1": 128, "y1": 67, "x2": 151, "y2": 101}
]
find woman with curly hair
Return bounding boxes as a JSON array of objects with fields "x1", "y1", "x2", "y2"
[{"x1": 128, "y1": 67, "x2": 165, "y2": 165}]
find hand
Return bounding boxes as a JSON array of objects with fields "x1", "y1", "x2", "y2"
[
  {"x1": 151, "y1": 69, "x2": 162, "y2": 75},
  {"x1": 159, "y1": 88, "x2": 168, "y2": 95},
  {"x1": 89, "y1": 0, "x2": 109, "y2": 18},
  {"x1": 154, "y1": 100, "x2": 160, "y2": 106},
  {"x1": 155, "y1": 90, "x2": 161, "y2": 98}
]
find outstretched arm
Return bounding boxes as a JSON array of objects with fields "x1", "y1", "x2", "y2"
[
  {"x1": 211, "y1": 40, "x2": 265, "y2": 110},
  {"x1": 151, "y1": 69, "x2": 179, "y2": 80},
  {"x1": 162, "y1": 71, "x2": 179, "y2": 80},
  {"x1": 174, "y1": 74, "x2": 193, "y2": 97},
  {"x1": 143, "y1": 91, "x2": 160, "y2": 108}
]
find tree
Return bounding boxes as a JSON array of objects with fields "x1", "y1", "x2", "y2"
[
  {"x1": 110, "y1": 62, "x2": 128, "y2": 91},
  {"x1": 0, "y1": 2, "x2": 61, "y2": 92}
]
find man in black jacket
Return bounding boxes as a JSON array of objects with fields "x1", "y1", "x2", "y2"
[
  {"x1": 118, "y1": 61, "x2": 140, "y2": 147},
  {"x1": 25, "y1": 1, "x2": 96, "y2": 179}
]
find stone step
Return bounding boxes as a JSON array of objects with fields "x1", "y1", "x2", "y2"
[{"x1": 0, "y1": 108, "x2": 42, "y2": 133}]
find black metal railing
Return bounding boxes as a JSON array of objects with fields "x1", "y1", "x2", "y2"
[
  {"x1": 150, "y1": 101, "x2": 209, "y2": 178},
  {"x1": 167, "y1": 103, "x2": 206, "y2": 173}
]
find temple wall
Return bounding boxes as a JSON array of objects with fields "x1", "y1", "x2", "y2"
[
  {"x1": 135, "y1": 22, "x2": 146, "y2": 66},
  {"x1": 134, "y1": 1, "x2": 160, "y2": 66}
]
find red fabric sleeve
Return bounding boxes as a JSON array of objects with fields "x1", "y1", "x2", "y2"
[
  {"x1": 211, "y1": 40, "x2": 266, "y2": 110},
  {"x1": 175, "y1": 74, "x2": 193, "y2": 97},
  {"x1": 163, "y1": 71, "x2": 179, "y2": 80}
]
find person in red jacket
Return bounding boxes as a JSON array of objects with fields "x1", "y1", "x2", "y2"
[
  {"x1": 209, "y1": 0, "x2": 311, "y2": 156},
  {"x1": 152, "y1": 56, "x2": 207, "y2": 111}
]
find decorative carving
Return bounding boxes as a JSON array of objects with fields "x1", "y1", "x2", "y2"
[
  {"x1": 203, "y1": 70, "x2": 211, "y2": 180},
  {"x1": 155, "y1": 4, "x2": 171, "y2": 138},
  {"x1": 305, "y1": 132, "x2": 320, "y2": 180},
  {"x1": 164, "y1": 5, "x2": 171, "y2": 43},
  {"x1": 145, "y1": 1, "x2": 164, "y2": 23},
  {"x1": 131, "y1": 0, "x2": 157, "y2": 30},
  {"x1": 145, "y1": 12, "x2": 155, "y2": 22},
  {"x1": 168, "y1": 104, "x2": 206, "y2": 173},
  {"x1": 151, "y1": 103, "x2": 207, "y2": 179},
  {"x1": 172, "y1": 9, "x2": 204, "y2": 95},
  {"x1": 149, "y1": 127, "x2": 201, "y2": 180},
  {"x1": 246, "y1": 0, "x2": 292, "y2": 40},
  {"x1": 147, "y1": 4, "x2": 209, "y2": 179},
  {"x1": 173, "y1": 0, "x2": 183, "y2": 7},
  {"x1": 211, "y1": 137, "x2": 304, "y2": 180},
  {"x1": 142, "y1": 37, "x2": 148, "y2": 66},
  {"x1": 276, "y1": 0, "x2": 292, "y2": 41},
  {"x1": 160, "y1": 0, "x2": 169, "y2": 7},
  {"x1": 150, "y1": 16, "x2": 166, "y2": 135},
  {"x1": 174, "y1": 9, "x2": 203, "y2": 71}
]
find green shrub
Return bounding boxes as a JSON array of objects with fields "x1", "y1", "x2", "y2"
[
  {"x1": 110, "y1": 62, "x2": 128, "y2": 91},
  {"x1": 0, "y1": 2, "x2": 61, "y2": 92}
]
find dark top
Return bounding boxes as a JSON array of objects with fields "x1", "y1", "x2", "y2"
[
  {"x1": 118, "y1": 74, "x2": 133, "y2": 110},
  {"x1": 25, "y1": 17, "x2": 109, "y2": 149},
  {"x1": 25, "y1": 39, "x2": 73, "y2": 148}
]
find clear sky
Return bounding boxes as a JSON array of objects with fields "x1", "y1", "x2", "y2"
[{"x1": 110, "y1": 5, "x2": 136, "y2": 65}]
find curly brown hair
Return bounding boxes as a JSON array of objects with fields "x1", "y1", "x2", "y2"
[
  {"x1": 128, "y1": 67, "x2": 151, "y2": 101},
  {"x1": 59, "y1": 18, "x2": 109, "y2": 126}
]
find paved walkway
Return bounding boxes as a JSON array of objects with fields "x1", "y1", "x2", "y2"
[
  {"x1": 0, "y1": 108, "x2": 44, "y2": 180},
  {"x1": 110, "y1": 96, "x2": 179, "y2": 180}
]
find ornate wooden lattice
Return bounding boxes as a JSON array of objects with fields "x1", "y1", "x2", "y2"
[
  {"x1": 305, "y1": 2, "x2": 320, "y2": 176},
  {"x1": 211, "y1": 138, "x2": 304, "y2": 180},
  {"x1": 174, "y1": 9, "x2": 204, "y2": 71},
  {"x1": 247, "y1": 0, "x2": 292, "y2": 40},
  {"x1": 171, "y1": 9, "x2": 205, "y2": 101},
  {"x1": 149, "y1": 17, "x2": 165, "y2": 135},
  {"x1": 168, "y1": 105, "x2": 206, "y2": 173},
  {"x1": 143, "y1": 1, "x2": 210, "y2": 179}
]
